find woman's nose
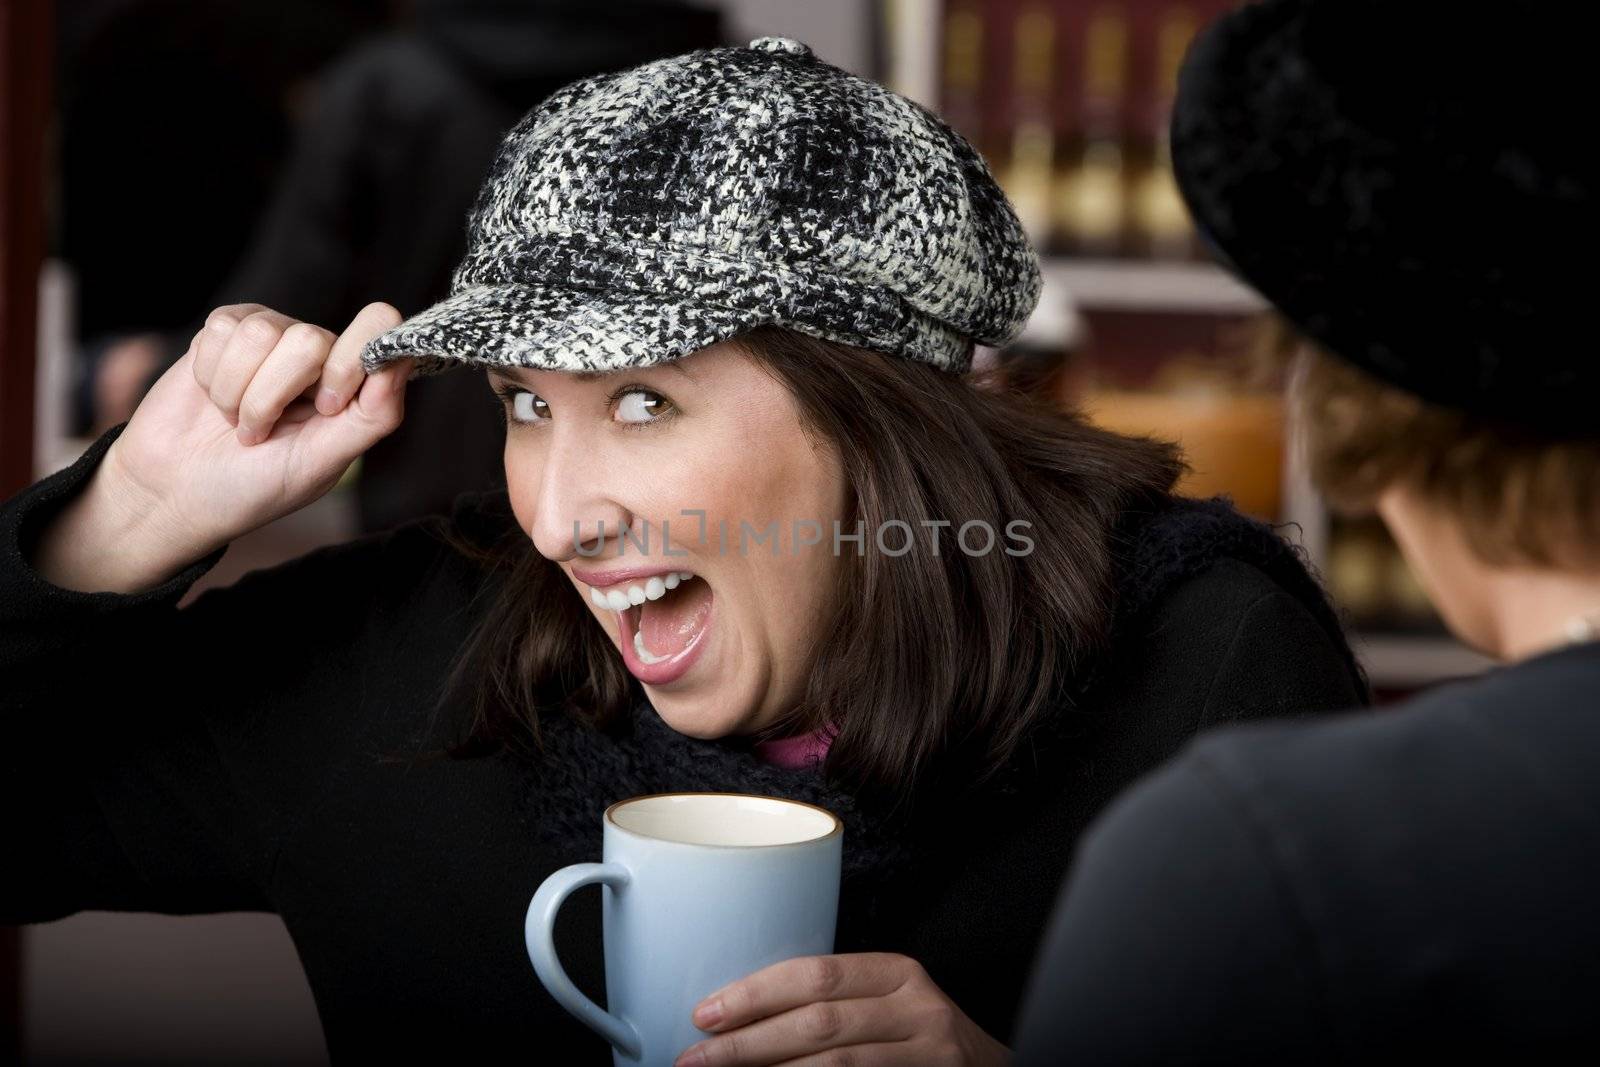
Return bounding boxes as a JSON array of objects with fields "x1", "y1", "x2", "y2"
[{"x1": 526, "y1": 430, "x2": 632, "y2": 562}]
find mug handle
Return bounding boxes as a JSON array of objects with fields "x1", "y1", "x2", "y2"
[{"x1": 525, "y1": 862, "x2": 642, "y2": 1059}]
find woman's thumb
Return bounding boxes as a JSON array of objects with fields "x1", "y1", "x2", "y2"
[{"x1": 329, "y1": 356, "x2": 416, "y2": 452}]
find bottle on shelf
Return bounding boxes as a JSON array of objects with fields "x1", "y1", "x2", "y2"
[
  {"x1": 1327, "y1": 516, "x2": 1391, "y2": 628},
  {"x1": 1053, "y1": 5, "x2": 1130, "y2": 259},
  {"x1": 999, "y1": 4, "x2": 1058, "y2": 249},
  {"x1": 1128, "y1": 4, "x2": 1200, "y2": 260},
  {"x1": 1326, "y1": 514, "x2": 1447, "y2": 634},
  {"x1": 939, "y1": 2, "x2": 987, "y2": 157}
]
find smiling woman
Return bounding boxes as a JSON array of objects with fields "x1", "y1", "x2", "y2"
[{"x1": 2, "y1": 35, "x2": 1366, "y2": 1067}]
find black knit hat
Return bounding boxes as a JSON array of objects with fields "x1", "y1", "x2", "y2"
[
  {"x1": 361, "y1": 36, "x2": 1041, "y2": 379},
  {"x1": 1172, "y1": 0, "x2": 1594, "y2": 432}
]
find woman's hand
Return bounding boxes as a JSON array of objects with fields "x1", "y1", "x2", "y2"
[
  {"x1": 673, "y1": 952, "x2": 1011, "y2": 1066},
  {"x1": 34, "y1": 301, "x2": 414, "y2": 595},
  {"x1": 105, "y1": 302, "x2": 411, "y2": 559}
]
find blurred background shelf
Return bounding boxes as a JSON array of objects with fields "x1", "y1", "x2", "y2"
[
  {"x1": 1357, "y1": 635, "x2": 1496, "y2": 690},
  {"x1": 1041, "y1": 258, "x2": 1265, "y2": 314}
]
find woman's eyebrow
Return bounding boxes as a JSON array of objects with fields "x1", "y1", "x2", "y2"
[
  {"x1": 485, "y1": 366, "x2": 525, "y2": 385},
  {"x1": 488, "y1": 363, "x2": 696, "y2": 385},
  {"x1": 571, "y1": 363, "x2": 696, "y2": 384}
]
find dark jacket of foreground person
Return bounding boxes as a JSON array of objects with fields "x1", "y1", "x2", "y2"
[{"x1": 1013, "y1": 641, "x2": 1600, "y2": 1062}]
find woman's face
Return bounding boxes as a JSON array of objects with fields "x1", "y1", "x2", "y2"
[{"x1": 492, "y1": 341, "x2": 849, "y2": 739}]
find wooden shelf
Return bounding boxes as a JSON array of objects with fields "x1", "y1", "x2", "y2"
[
  {"x1": 1016, "y1": 258, "x2": 1266, "y2": 346},
  {"x1": 1355, "y1": 634, "x2": 1495, "y2": 689},
  {"x1": 1043, "y1": 258, "x2": 1266, "y2": 313}
]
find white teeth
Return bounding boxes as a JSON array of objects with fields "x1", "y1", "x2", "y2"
[
  {"x1": 586, "y1": 571, "x2": 699, "y2": 612},
  {"x1": 633, "y1": 629, "x2": 667, "y2": 664}
]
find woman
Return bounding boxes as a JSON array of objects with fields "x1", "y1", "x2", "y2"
[
  {"x1": 1014, "y1": 2, "x2": 1599, "y2": 1061},
  {"x1": 1, "y1": 38, "x2": 1364, "y2": 1064}
]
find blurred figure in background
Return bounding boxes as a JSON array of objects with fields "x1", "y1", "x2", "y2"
[
  {"x1": 92, "y1": 0, "x2": 726, "y2": 533},
  {"x1": 60, "y1": 0, "x2": 387, "y2": 432},
  {"x1": 1013, "y1": 0, "x2": 1599, "y2": 1061}
]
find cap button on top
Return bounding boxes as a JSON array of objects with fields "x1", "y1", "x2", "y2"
[{"x1": 748, "y1": 36, "x2": 813, "y2": 58}]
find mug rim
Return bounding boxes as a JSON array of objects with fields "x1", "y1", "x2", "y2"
[{"x1": 604, "y1": 791, "x2": 843, "y2": 849}]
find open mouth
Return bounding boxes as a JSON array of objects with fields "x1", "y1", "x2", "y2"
[{"x1": 585, "y1": 571, "x2": 715, "y2": 685}]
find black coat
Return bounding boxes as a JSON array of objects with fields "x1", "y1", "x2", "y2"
[
  {"x1": 1014, "y1": 634, "x2": 1600, "y2": 1063},
  {"x1": 2, "y1": 421, "x2": 1367, "y2": 1061}
]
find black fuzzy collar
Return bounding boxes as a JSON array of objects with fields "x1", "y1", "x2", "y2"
[{"x1": 510, "y1": 495, "x2": 1361, "y2": 942}]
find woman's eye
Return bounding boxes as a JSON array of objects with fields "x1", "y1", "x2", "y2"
[
  {"x1": 512, "y1": 392, "x2": 546, "y2": 423},
  {"x1": 495, "y1": 385, "x2": 547, "y2": 425},
  {"x1": 615, "y1": 389, "x2": 673, "y2": 425}
]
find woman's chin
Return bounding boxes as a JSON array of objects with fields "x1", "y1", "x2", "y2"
[
  {"x1": 626, "y1": 608, "x2": 765, "y2": 739},
  {"x1": 647, "y1": 697, "x2": 741, "y2": 740}
]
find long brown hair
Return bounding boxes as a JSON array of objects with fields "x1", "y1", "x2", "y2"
[{"x1": 404, "y1": 326, "x2": 1184, "y2": 809}]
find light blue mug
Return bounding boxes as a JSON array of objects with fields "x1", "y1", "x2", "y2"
[{"x1": 525, "y1": 791, "x2": 844, "y2": 1067}]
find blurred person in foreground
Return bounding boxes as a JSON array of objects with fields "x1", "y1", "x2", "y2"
[{"x1": 1012, "y1": 1, "x2": 1600, "y2": 1061}]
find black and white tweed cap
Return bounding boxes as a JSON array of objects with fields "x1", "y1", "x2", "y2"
[{"x1": 360, "y1": 36, "x2": 1042, "y2": 379}]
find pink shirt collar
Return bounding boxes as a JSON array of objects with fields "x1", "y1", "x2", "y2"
[{"x1": 753, "y1": 726, "x2": 835, "y2": 770}]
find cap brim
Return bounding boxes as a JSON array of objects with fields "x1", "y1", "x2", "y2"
[{"x1": 360, "y1": 282, "x2": 765, "y2": 378}]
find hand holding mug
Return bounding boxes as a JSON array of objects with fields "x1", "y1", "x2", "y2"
[{"x1": 674, "y1": 952, "x2": 1012, "y2": 1067}]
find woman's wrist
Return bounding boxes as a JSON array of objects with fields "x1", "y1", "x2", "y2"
[{"x1": 31, "y1": 453, "x2": 218, "y2": 595}]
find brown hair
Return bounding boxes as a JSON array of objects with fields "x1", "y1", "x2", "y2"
[
  {"x1": 402, "y1": 326, "x2": 1185, "y2": 811},
  {"x1": 1266, "y1": 315, "x2": 1600, "y2": 570}
]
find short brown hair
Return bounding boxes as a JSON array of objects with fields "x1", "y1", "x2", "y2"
[
  {"x1": 1267, "y1": 316, "x2": 1600, "y2": 569},
  {"x1": 397, "y1": 326, "x2": 1184, "y2": 813}
]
